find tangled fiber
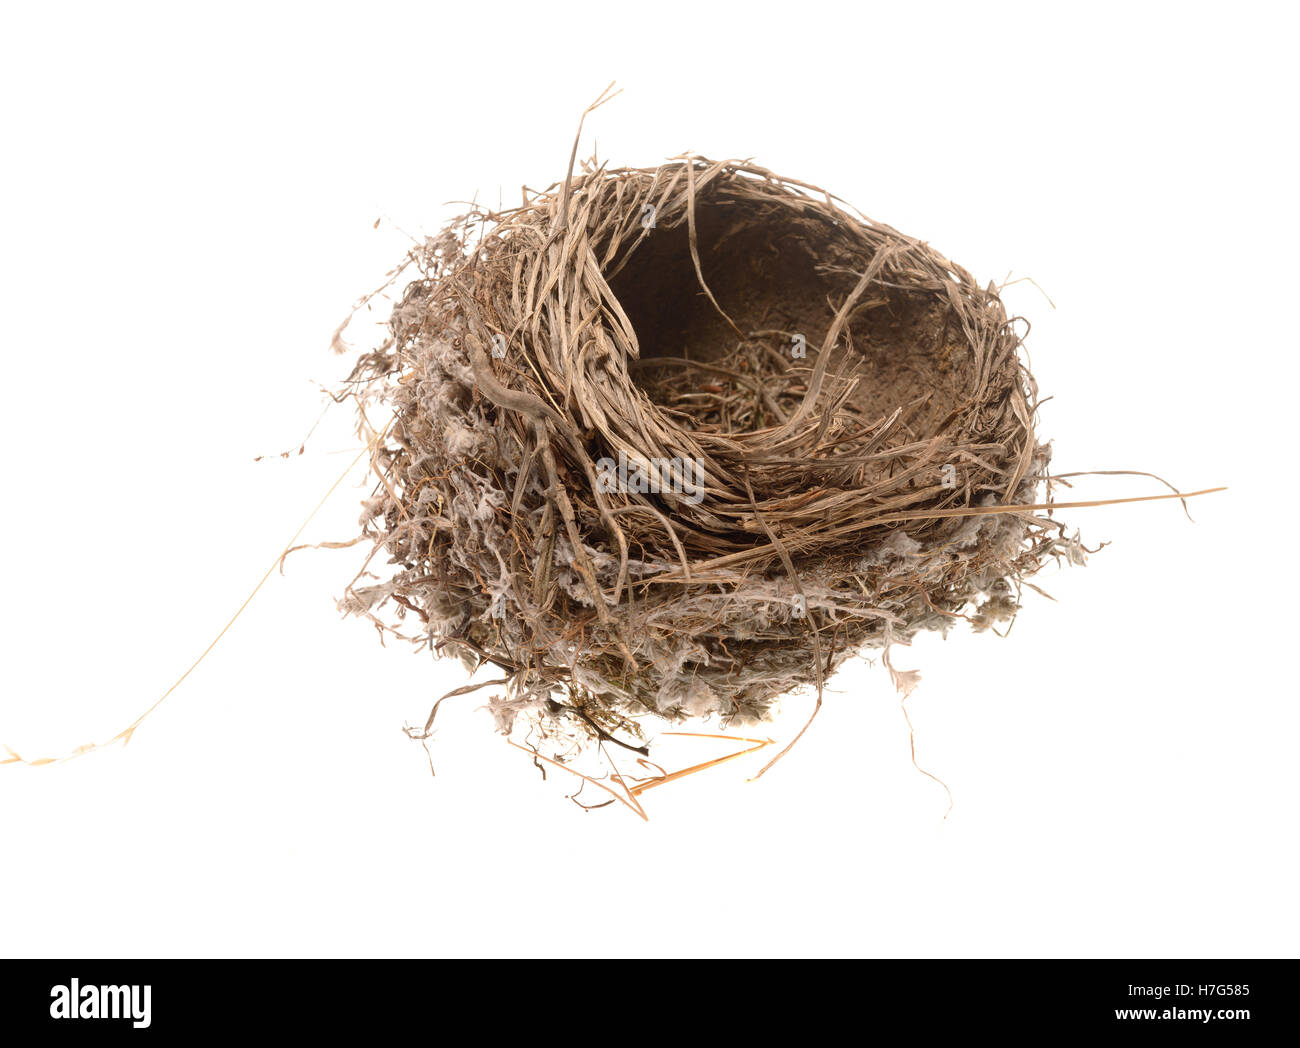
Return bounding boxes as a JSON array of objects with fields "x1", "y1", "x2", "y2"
[{"x1": 340, "y1": 152, "x2": 1089, "y2": 762}]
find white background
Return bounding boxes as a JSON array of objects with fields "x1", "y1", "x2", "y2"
[{"x1": 1, "y1": 2, "x2": 1295, "y2": 958}]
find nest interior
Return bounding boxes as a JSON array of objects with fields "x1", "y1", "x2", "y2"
[
  {"x1": 611, "y1": 196, "x2": 973, "y2": 441},
  {"x1": 343, "y1": 158, "x2": 1076, "y2": 750}
]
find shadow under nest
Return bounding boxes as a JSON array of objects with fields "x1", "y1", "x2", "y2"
[{"x1": 341, "y1": 159, "x2": 1074, "y2": 756}]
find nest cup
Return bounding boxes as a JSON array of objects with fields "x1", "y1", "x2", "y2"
[{"x1": 344, "y1": 158, "x2": 1066, "y2": 750}]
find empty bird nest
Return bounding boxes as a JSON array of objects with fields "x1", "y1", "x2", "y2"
[{"x1": 338, "y1": 155, "x2": 1085, "y2": 770}]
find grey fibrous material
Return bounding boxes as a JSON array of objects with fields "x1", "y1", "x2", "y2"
[{"x1": 339, "y1": 157, "x2": 1082, "y2": 755}]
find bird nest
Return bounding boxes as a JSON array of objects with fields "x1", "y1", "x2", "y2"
[{"x1": 340, "y1": 157, "x2": 1079, "y2": 761}]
